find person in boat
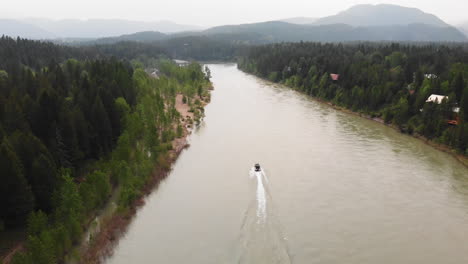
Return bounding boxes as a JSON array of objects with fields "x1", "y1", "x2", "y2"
[{"x1": 254, "y1": 163, "x2": 261, "y2": 172}]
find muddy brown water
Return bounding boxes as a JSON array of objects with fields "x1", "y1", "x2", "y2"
[{"x1": 105, "y1": 64, "x2": 468, "y2": 264}]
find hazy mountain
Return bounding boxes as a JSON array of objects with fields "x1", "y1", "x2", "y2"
[
  {"x1": 200, "y1": 4, "x2": 465, "y2": 43},
  {"x1": 279, "y1": 17, "x2": 318, "y2": 25},
  {"x1": 88, "y1": 20, "x2": 466, "y2": 47},
  {"x1": 201, "y1": 21, "x2": 466, "y2": 43},
  {"x1": 87, "y1": 31, "x2": 168, "y2": 45},
  {"x1": 458, "y1": 22, "x2": 468, "y2": 37},
  {"x1": 0, "y1": 19, "x2": 56, "y2": 39},
  {"x1": 314, "y1": 4, "x2": 450, "y2": 27},
  {"x1": 23, "y1": 18, "x2": 203, "y2": 38}
]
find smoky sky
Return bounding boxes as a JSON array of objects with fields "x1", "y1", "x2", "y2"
[{"x1": 1, "y1": 0, "x2": 467, "y2": 26}]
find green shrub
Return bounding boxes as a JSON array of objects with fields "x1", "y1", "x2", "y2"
[
  {"x1": 119, "y1": 186, "x2": 139, "y2": 207},
  {"x1": 27, "y1": 211, "x2": 48, "y2": 236},
  {"x1": 11, "y1": 252, "x2": 32, "y2": 264}
]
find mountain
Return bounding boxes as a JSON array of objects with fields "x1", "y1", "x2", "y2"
[
  {"x1": 0, "y1": 19, "x2": 56, "y2": 39},
  {"x1": 314, "y1": 4, "x2": 449, "y2": 27},
  {"x1": 458, "y1": 22, "x2": 468, "y2": 37},
  {"x1": 279, "y1": 17, "x2": 318, "y2": 25},
  {"x1": 198, "y1": 4, "x2": 466, "y2": 43},
  {"x1": 88, "y1": 31, "x2": 168, "y2": 45},
  {"x1": 22, "y1": 18, "x2": 203, "y2": 38},
  {"x1": 87, "y1": 20, "x2": 466, "y2": 47},
  {"x1": 201, "y1": 21, "x2": 466, "y2": 43}
]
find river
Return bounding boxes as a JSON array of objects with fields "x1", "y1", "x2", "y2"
[{"x1": 105, "y1": 64, "x2": 468, "y2": 264}]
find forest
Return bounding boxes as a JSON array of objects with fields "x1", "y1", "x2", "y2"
[
  {"x1": 0, "y1": 36, "x2": 211, "y2": 263},
  {"x1": 238, "y1": 42, "x2": 468, "y2": 154},
  {"x1": 3, "y1": 34, "x2": 468, "y2": 263}
]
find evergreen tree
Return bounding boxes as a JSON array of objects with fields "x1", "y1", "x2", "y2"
[
  {"x1": 0, "y1": 140, "x2": 34, "y2": 226},
  {"x1": 90, "y1": 95, "x2": 113, "y2": 156}
]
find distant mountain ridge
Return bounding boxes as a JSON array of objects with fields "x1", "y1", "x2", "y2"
[
  {"x1": 87, "y1": 21, "x2": 466, "y2": 47},
  {"x1": 92, "y1": 4, "x2": 466, "y2": 44},
  {"x1": 201, "y1": 21, "x2": 466, "y2": 43},
  {"x1": 0, "y1": 19, "x2": 56, "y2": 39},
  {"x1": 1, "y1": 4, "x2": 466, "y2": 43},
  {"x1": 458, "y1": 22, "x2": 468, "y2": 37},
  {"x1": 88, "y1": 31, "x2": 168, "y2": 45},
  {"x1": 279, "y1": 17, "x2": 318, "y2": 24},
  {"x1": 1, "y1": 18, "x2": 203, "y2": 39},
  {"x1": 313, "y1": 4, "x2": 450, "y2": 27}
]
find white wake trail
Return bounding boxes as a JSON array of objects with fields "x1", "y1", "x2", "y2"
[
  {"x1": 255, "y1": 170, "x2": 267, "y2": 222},
  {"x1": 235, "y1": 167, "x2": 292, "y2": 264}
]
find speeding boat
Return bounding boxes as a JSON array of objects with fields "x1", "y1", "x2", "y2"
[{"x1": 254, "y1": 163, "x2": 261, "y2": 172}]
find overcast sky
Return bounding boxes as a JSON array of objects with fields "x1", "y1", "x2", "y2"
[{"x1": 1, "y1": 0, "x2": 467, "y2": 27}]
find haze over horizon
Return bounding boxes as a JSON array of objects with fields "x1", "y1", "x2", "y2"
[{"x1": 1, "y1": 0, "x2": 467, "y2": 27}]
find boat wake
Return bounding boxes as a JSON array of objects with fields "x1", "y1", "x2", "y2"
[{"x1": 234, "y1": 167, "x2": 292, "y2": 264}]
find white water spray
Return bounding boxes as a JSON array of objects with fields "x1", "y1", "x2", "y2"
[
  {"x1": 251, "y1": 168, "x2": 267, "y2": 222},
  {"x1": 236, "y1": 166, "x2": 292, "y2": 264}
]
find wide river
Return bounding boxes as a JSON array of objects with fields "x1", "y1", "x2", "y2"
[{"x1": 106, "y1": 64, "x2": 468, "y2": 264}]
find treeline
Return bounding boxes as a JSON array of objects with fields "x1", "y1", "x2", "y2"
[
  {"x1": 0, "y1": 37, "x2": 211, "y2": 263},
  {"x1": 70, "y1": 33, "x2": 244, "y2": 61},
  {"x1": 0, "y1": 36, "x2": 169, "y2": 72},
  {"x1": 0, "y1": 36, "x2": 99, "y2": 71},
  {"x1": 159, "y1": 35, "x2": 242, "y2": 61},
  {"x1": 238, "y1": 42, "x2": 468, "y2": 154}
]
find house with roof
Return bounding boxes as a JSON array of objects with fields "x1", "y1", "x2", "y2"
[
  {"x1": 330, "y1": 74, "x2": 340, "y2": 81},
  {"x1": 174, "y1": 59, "x2": 190, "y2": 67},
  {"x1": 426, "y1": 94, "x2": 448, "y2": 104},
  {"x1": 424, "y1": 74, "x2": 437, "y2": 79},
  {"x1": 424, "y1": 95, "x2": 461, "y2": 125}
]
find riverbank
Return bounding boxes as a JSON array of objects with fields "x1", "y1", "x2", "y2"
[
  {"x1": 243, "y1": 70, "x2": 468, "y2": 168},
  {"x1": 78, "y1": 88, "x2": 212, "y2": 264},
  {"x1": 323, "y1": 100, "x2": 468, "y2": 168}
]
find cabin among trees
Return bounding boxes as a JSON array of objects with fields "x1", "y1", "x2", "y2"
[
  {"x1": 330, "y1": 73, "x2": 340, "y2": 81},
  {"x1": 425, "y1": 94, "x2": 460, "y2": 125},
  {"x1": 425, "y1": 94, "x2": 448, "y2": 104},
  {"x1": 424, "y1": 73, "x2": 437, "y2": 79}
]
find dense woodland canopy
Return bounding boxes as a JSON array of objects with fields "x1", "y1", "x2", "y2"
[
  {"x1": 0, "y1": 53, "x2": 136, "y2": 221},
  {"x1": 0, "y1": 36, "x2": 211, "y2": 263},
  {"x1": 238, "y1": 42, "x2": 468, "y2": 153},
  {"x1": 2, "y1": 33, "x2": 468, "y2": 263},
  {"x1": 0, "y1": 36, "x2": 99, "y2": 70},
  {"x1": 72, "y1": 35, "x2": 242, "y2": 61}
]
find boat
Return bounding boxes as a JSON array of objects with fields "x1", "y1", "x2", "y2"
[{"x1": 254, "y1": 163, "x2": 261, "y2": 172}]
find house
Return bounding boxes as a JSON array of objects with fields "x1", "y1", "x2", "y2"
[
  {"x1": 174, "y1": 59, "x2": 190, "y2": 67},
  {"x1": 151, "y1": 69, "x2": 159, "y2": 78},
  {"x1": 426, "y1": 94, "x2": 448, "y2": 104},
  {"x1": 447, "y1": 119, "x2": 459, "y2": 125},
  {"x1": 406, "y1": 84, "x2": 416, "y2": 95},
  {"x1": 330, "y1": 74, "x2": 340, "y2": 81},
  {"x1": 145, "y1": 68, "x2": 160, "y2": 78},
  {"x1": 424, "y1": 74, "x2": 437, "y2": 79},
  {"x1": 447, "y1": 109, "x2": 460, "y2": 126}
]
